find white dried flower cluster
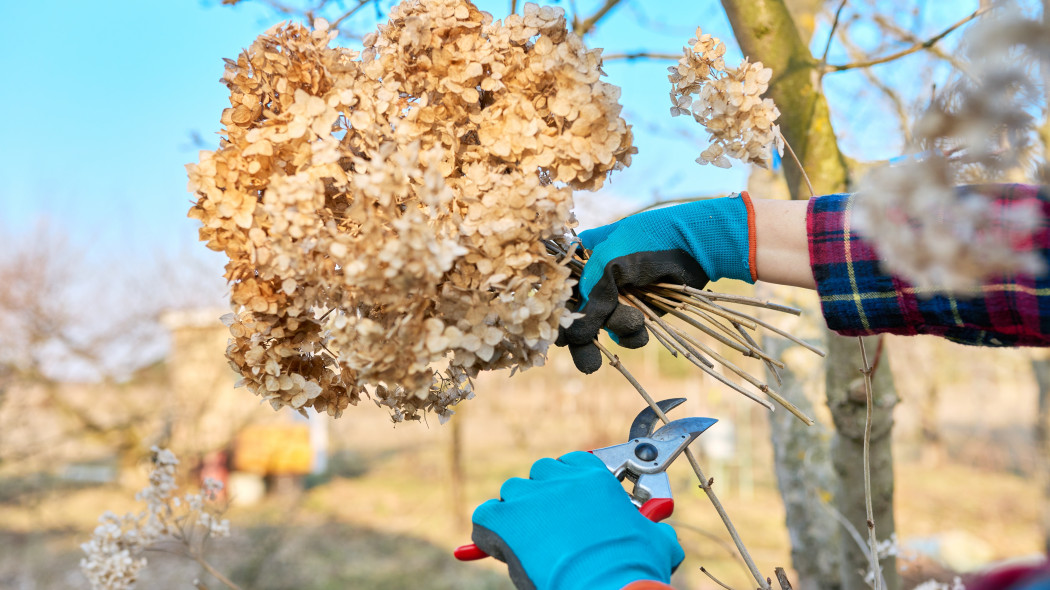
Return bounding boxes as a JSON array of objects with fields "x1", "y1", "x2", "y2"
[
  {"x1": 854, "y1": 158, "x2": 1043, "y2": 291},
  {"x1": 668, "y1": 28, "x2": 783, "y2": 169},
  {"x1": 80, "y1": 448, "x2": 231, "y2": 590},
  {"x1": 187, "y1": 0, "x2": 635, "y2": 422},
  {"x1": 918, "y1": 4, "x2": 1041, "y2": 181},
  {"x1": 854, "y1": 7, "x2": 1046, "y2": 292}
]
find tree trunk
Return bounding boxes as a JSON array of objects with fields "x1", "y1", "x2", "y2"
[
  {"x1": 765, "y1": 336, "x2": 843, "y2": 590},
  {"x1": 450, "y1": 409, "x2": 467, "y2": 531},
  {"x1": 1033, "y1": 0, "x2": 1050, "y2": 555},
  {"x1": 1031, "y1": 351, "x2": 1050, "y2": 554},
  {"x1": 720, "y1": 0, "x2": 850, "y2": 202},
  {"x1": 826, "y1": 333, "x2": 899, "y2": 590},
  {"x1": 721, "y1": 2, "x2": 899, "y2": 588}
]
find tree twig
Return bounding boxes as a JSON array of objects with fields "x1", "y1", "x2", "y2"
[
  {"x1": 192, "y1": 553, "x2": 245, "y2": 590},
  {"x1": 331, "y1": 0, "x2": 377, "y2": 29},
  {"x1": 668, "y1": 520, "x2": 755, "y2": 583},
  {"x1": 602, "y1": 51, "x2": 680, "y2": 61},
  {"x1": 871, "y1": 14, "x2": 977, "y2": 80},
  {"x1": 825, "y1": 7, "x2": 987, "y2": 73},
  {"x1": 820, "y1": 0, "x2": 850, "y2": 64},
  {"x1": 781, "y1": 135, "x2": 815, "y2": 198},
  {"x1": 700, "y1": 566, "x2": 739, "y2": 590},
  {"x1": 836, "y1": 25, "x2": 915, "y2": 145},
  {"x1": 818, "y1": 496, "x2": 888, "y2": 589},
  {"x1": 858, "y1": 337, "x2": 882, "y2": 590},
  {"x1": 775, "y1": 567, "x2": 794, "y2": 590}
]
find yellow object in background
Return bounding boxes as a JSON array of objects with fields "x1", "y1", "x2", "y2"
[{"x1": 234, "y1": 424, "x2": 313, "y2": 475}]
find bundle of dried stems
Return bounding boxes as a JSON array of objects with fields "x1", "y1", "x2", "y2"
[{"x1": 545, "y1": 238, "x2": 822, "y2": 426}]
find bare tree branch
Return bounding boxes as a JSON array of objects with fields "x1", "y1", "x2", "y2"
[
  {"x1": 871, "y1": 13, "x2": 976, "y2": 79},
  {"x1": 573, "y1": 0, "x2": 625, "y2": 36},
  {"x1": 331, "y1": 0, "x2": 378, "y2": 29},
  {"x1": 825, "y1": 7, "x2": 986, "y2": 73},
  {"x1": 838, "y1": 27, "x2": 915, "y2": 144},
  {"x1": 820, "y1": 0, "x2": 849, "y2": 64},
  {"x1": 603, "y1": 51, "x2": 679, "y2": 61}
]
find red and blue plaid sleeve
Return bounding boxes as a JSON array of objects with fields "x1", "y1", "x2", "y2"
[{"x1": 807, "y1": 184, "x2": 1050, "y2": 346}]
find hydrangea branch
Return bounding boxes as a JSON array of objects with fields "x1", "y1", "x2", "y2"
[
  {"x1": 774, "y1": 567, "x2": 794, "y2": 590},
  {"x1": 859, "y1": 337, "x2": 882, "y2": 590},
  {"x1": 700, "y1": 566, "x2": 738, "y2": 590},
  {"x1": 594, "y1": 341, "x2": 771, "y2": 590}
]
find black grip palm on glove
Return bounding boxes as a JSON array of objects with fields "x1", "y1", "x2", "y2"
[
  {"x1": 556, "y1": 250, "x2": 710, "y2": 373},
  {"x1": 556, "y1": 194, "x2": 757, "y2": 374}
]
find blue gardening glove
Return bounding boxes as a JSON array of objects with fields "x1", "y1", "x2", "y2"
[
  {"x1": 471, "y1": 451, "x2": 684, "y2": 590},
  {"x1": 558, "y1": 193, "x2": 757, "y2": 373}
]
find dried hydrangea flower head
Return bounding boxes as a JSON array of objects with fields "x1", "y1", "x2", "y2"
[
  {"x1": 187, "y1": 0, "x2": 635, "y2": 422},
  {"x1": 854, "y1": 6, "x2": 1046, "y2": 292},
  {"x1": 669, "y1": 27, "x2": 783, "y2": 169}
]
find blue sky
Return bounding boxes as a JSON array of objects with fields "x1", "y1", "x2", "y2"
[
  {"x1": 0, "y1": 1, "x2": 278, "y2": 255},
  {"x1": 0, "y1": 0, "x2": 980, "y2": 379},
  {"x1": 0, "y1": 0, "x2": 974, "y2": 273},
  {"x1": 0, "y1": 1, "x2": 743, "y2": 260}
]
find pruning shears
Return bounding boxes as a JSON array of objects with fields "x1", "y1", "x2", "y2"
[{"x1": 453, "y1": 398, "x2": 717, "y2": 561}]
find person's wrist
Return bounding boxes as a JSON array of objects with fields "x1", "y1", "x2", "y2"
[{"x1": 750, "y1": 196, "x2": 815, "y2": 289}]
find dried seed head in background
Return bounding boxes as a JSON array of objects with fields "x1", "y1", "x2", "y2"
[
  {"x1": 80, "y1": 448, "x2": 230, "y2": 590},
  {"x1": 669, "y1": 28, "x2": 784, "y2": 169},
  {"x1": 854, "y1": 4, "x2": 1046, "y2": 292},
  {"x1": 186, "y1": 0, "x2": 635, "y2": 422}
]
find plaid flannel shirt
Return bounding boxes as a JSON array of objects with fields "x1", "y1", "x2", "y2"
[{"x1": 807, "y1": 184, "x2": 1050, "y2": 346}]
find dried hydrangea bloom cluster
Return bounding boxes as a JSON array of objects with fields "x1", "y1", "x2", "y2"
[
  {"x1": 80, "y1": 448, "x2": 230, "y2": 590},
  {"x1": 187, "y1": 0, "x2": 634, "y2": 422},
  {"x1": 668, "y1": 28, "x2": 783, "y2": 169},
  {"x1": 854, "y1": 8, "x2": 1046, "y2": 291}
]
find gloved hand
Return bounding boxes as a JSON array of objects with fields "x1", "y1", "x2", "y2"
[
  {"x1": 470, "y1": 451, "x2": 684, "y2": 590},
  {"x1": 558, "y1": 193, "x2": 757, "y2": 373}
]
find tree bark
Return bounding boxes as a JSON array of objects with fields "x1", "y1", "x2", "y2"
[
  {"x1": 721, "y1": 2, "x2": 899, "y2": 589},
  {"x1": 765, "y1": 337, "x2": 843, "y2": 590},
  {"x1": 450, "y1": 408, "x2": 467, "y2": 531},
  {"x1": 826, "y1": 334, "x2": 899, "y2": 590},
  {"x1": 1031, "y1": 351, "x2": 1050, "y2": 554},
  {"x1": 1034, "y1": 0, "x2": 1050, "y2": 554},
  {"x1": 720, "y1": 0, "x2": 850, "y2": 201}
]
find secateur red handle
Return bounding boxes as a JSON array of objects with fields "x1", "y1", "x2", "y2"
[{"x1": 453, "y1": 497, "x2": 675, "y2": 561}]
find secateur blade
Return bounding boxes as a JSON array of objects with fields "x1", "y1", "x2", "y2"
[
  {"x1": 628, "y1": 398, "x2": 687, "y2": 440},
  {"x1": 621, "y1": 416, "x2": 718, "y2": 476},
  {"x1": 590, "y1": 415, "x2": 718, "y2": 508}
]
